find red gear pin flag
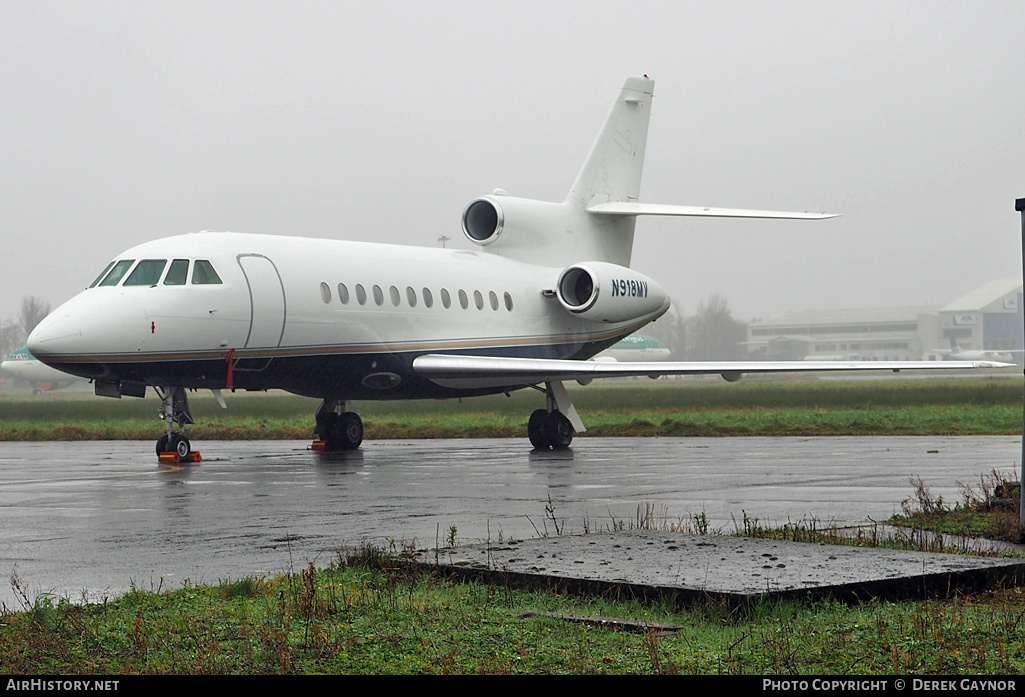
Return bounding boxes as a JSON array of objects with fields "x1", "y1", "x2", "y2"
[{"x1": 225, "y1": 348, "x2": 235, "y2": 389}]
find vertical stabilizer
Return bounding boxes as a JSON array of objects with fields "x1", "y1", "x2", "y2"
[
  {"x1": 566, "y1": 76, "x2": 654, "y2": 211},
  {"x1": 461, "y1": 77, "x2": 656, "y2": 268}
]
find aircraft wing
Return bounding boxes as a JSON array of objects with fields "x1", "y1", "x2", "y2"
[
  {"x1": 412, "y1": 354, "x2": 1011, "y2": 390},
  {"x1": 586, "y1": 202, "x2": 839, "y2": 220}
]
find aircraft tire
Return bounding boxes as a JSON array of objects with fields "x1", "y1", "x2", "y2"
[
  {"x1": 543, "y1": 411, "x2": 573, "y2": 450},
  {"x1": 172, "y1": 434, "x2": 191, "y2": 459},
  {"x1": 338, "y1": 412, "x2": 363, "y2": 450},
  {"x1": 325, "y1": 412, "x2": 362, "y2": 450},
  {"x1": 528, "y1": 409, "x2": 550, "y2": 449},
  {"x1": 156, "y1": 434, "x2": 170, "y2": 456}
]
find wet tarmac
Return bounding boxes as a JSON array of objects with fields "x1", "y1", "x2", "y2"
[{"x1": 0, "y1": 436, "x2": 1021, "y2": 607}]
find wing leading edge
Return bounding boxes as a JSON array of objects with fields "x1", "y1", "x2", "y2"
[{"x1": 412, "y1": 354, "x2": 1012, "y2": 390}]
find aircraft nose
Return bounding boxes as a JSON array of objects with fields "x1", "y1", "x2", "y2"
[
  {"x1": 27, "y1": 292, "x2": 147, "y2": 361},
  {"x1": 27, "y1": 309, "x2": 77, "y2": 356}
]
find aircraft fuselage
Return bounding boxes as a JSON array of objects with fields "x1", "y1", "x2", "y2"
[{"x1": 29, "y1": 231, "x2": 668, "y2": 401}]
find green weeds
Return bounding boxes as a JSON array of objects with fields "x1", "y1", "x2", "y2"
[
  {"x1": 3, "y1": 547, "x2": 1025, "y2": 674},
  {"x1": 888, "y1": 470, "x2": 1024, "y2": 543}
]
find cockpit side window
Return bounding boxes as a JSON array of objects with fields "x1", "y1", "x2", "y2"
[
  {"x1": 163, "y1": 259, "x2": 189, "y2": 285},
  {"x1": 124, "y1": 259, "x2": 168, "y2": 286},
  {"x1": 98, "y1": 260, "x2": 136, "y2": 287},
  {"x1": 89, "y1": 262, "x2": 116, "y2": 288},
  {"x1": 191, "y1": 260, "x2": 222, "y2": 285}
]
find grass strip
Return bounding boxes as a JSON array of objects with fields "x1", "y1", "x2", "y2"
[{"x1": 1, "y1": 376, "x2": 1021, "y2": 440}]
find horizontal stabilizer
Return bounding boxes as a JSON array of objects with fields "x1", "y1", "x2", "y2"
[
  {"x1": 586, "y1": 202, "x2": 839, "y2": 220},
  {"x1": 413, "y1": 354, "x2": 1010, "y2": 390}
]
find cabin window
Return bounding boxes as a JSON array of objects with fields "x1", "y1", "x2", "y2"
[
  {"x1": 504, "y1": 292, "x2": 513, "y2": 311},
  {"x1": 163, "y1": 259, "x2": 189, "y2": 285},
  {"x1": 320, "y1": 282, "x2": 331, "y2": 303},
  {"x1": 422, "y1": 287, "x2": 433, "y2": 308},
  {"x1": 473, "y1": 290, "x2": 484, "y2": 310},
  {"x1": 441, "y1": 288, "x2": 451, "y2": 308},
  {"x1": 98, "y1": 260, "x2": 136, "y2": 287},
  {"x1": 458, "y1": 289, "x2": 468, "y2": 309},
  {"x1": 389, "y1": 285, "x2": 401, "y2": 307},
  {"x1": 373, "y1": 285, "x2": 384, "y2": 305},
  {"x1": 489, "y1": 291, "x2": 499, "y2": 311},
  {"x1": 89, "y1": 262, "x2": 115, "y2": 288},
  {"x1": 356, "y1": 284, "x2": 367, "y2": 305},
  {"x1": 338, "y1": 283, "x2": 350, "y2": 304},
  {"x1": 406, "y1": 286, "x2": 417, "y2": 307},
  {"x1": 192, "y1": 260, "x2": 222, "y2": 285}
]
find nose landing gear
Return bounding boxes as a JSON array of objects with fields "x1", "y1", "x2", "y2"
[{"x1": 155, "y1": 386, "x2": 202, "y2": 463}]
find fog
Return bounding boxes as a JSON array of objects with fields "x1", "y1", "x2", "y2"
[{"x1": 3, "y1": 1, "x2": 1023, "y2": 326}]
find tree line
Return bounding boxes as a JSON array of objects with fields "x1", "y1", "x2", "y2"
[
  {"x1": 640, "y1": 293, "x2": 751, "y2": 361},
  {"x1": 1, "y1": 296, "x2": 51, "y2": 360}
]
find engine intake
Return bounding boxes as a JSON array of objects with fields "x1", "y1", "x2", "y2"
[{"x1": 461, "y1": 197, "x2": 504, "y2": 245}]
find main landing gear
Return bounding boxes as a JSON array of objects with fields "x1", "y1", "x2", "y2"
[
  {"x1": 313, "y1": 399, "x2": 364, "y2": 451},
  {"x1": 527, "y1": 380, "x2": 584, "y2": 451},
  {"x1": 155, "y1": 386, "x2": 201, "y2": 463}
]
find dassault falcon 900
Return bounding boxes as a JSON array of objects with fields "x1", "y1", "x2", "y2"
[{"x1": 27, "y1": 76, "x2": 1007, "y2": 460}]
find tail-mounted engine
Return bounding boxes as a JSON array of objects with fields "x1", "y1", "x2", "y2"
[
  {"x1": 556, "y1": 261, "x2": 668, "y2": 323},
  {"x1": 461, "y1": 194, "x2": 572, "y2": 249}
]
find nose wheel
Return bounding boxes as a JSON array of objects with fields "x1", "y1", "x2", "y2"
[{"x1": 156, "y1": 433, "x2": 193, "y2": 459}]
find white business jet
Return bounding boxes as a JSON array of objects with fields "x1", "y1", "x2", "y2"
[{"x1": 27, "y1": 76, "x2": 1008, "y2": 460}]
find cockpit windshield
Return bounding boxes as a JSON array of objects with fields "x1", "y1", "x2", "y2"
[
  {"x1": 123, "y1": 260, "x2": 168, "y2": 286},
  {"x1": 89, "y1": 262, "x2": 116, "y2": 288},
  {"x1": 192, "y1": 260, "x2": 222, "y2": 285},
  {"x1": 163, "y1": 259, "x2": 189, "y2": 285},
  {"x1": 89, "y1": 258, "x2": 222, "y2": 287},
  {"x1": 97, "y1": 260, "x2": 135, "y2": 287}
]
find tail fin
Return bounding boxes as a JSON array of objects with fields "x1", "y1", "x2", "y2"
[
  {"x1": 462, "y1": 76, "x2": 834, "y2": 270},
  {"x1": 566, "y1": 76, "x2": 654, "y2": 210},
  {"x1": 462, "y1": 77, "x2": 655, "y2": 269}
]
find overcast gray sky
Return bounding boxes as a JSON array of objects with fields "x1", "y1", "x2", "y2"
[{"x1": 2, "y1": 0, "x2": 1023, "y2": 327}]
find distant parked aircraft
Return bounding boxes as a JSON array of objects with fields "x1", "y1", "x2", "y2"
[
  {"x1": 593, "y1": 334, "x2": 671, "y2": 362},
  {"x1": 0, "y1": 347, "x2": 81, "y2": 393},
  {"x1": 933, "y1": 337, "x2": 1022, "y2": 363}
]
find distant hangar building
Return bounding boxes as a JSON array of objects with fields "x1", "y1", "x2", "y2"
[
  {"x1": 746, "y1": 280, "x2": 1022, "y2": 361},
  {"x1": 938, "y1": 279, "x2": 1023, "y2": 355},
  {"x1": 746, "y1": 307, "x2": 939, "y2": 361}
]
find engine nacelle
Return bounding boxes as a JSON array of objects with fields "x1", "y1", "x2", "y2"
[
  {"x1": 461, "y1": 194, "x2": 573, "y2": 248},
  {"x1": 556, "y1": 261, "x2": 668, "y2": 323}
]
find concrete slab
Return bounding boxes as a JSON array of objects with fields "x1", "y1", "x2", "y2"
[{"x1": 418, "y1": 531, "x2": 1025, "y2": 607}]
